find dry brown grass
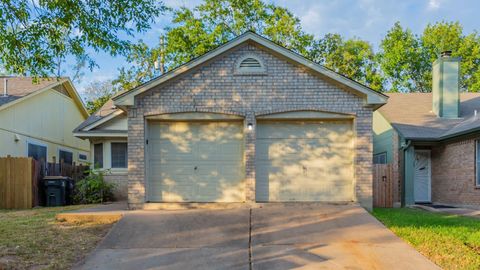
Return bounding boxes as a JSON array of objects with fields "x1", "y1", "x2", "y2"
[{"x1": 0, "y1": 206, "x2": 116, "y2": 270}]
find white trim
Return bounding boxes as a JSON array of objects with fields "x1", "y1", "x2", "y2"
[
  {"x1": 57, "y1": 147, "x2": 74, "y2": 164},
  {"x1": 83, "y1": 110, "x2": 124, "y2": 131},
  {"x1": 414, "y1": 149, "x2": 432, "y2": 203},
  {"x1": 110, "y1": 141, "x2": 128, "y2": 169},
  {"x1": 234, "y1": 53, "x2": 266, "y2": 75},
  {"x1": 25, "y1": 139, "x2": 48, "y2": 161},
  {"x1": 113, "y1": 32, "x2": 388, "y2": 107},
  {"x1": 73, "y1": 132, "x2": 128, "y2": 138}
]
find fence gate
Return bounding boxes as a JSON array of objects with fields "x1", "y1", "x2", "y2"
[{"x1": 373, "y1": 164, "x2": 394, "y2": 208}]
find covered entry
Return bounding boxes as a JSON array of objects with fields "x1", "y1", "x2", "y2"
[
  {"x1": 147, "y1": 117, "x2": 244, "y2": 202},
  {"x1": 256, "y1": 117, "x2": 354, "y2": 202}
]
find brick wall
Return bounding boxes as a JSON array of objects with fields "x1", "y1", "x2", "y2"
[
  {"x1": 104, "y1": 173, "x2": 128, "y2": 201},
  {"x1": 431, "y1": 138, "x2": 480, "y2": 206},
  {"x1": 127, "y1": 43, "x2": 374, "y2": 209}
]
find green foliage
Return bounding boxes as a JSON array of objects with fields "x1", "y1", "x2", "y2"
[
  {"x1": 114, "y1": 0, "x2": 316, "y2": 91},
  {"x1": 74, "y1": 169, "x2": 115, "y2": 204},
  {"x1": 314, "y1": 33, "x2": 383, "y2": 91},
  {"x1": 379, "y1": 21, "x2": 480, "y2": 92},
  {"x1": 0, "y1": 0, "x2": 165, "y2": 77},
  {"x1": 83, "y1": 80, "x2": 116, "y2": 114}
]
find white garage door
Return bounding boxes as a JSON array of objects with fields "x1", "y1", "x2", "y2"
[
  {"x1": 147, "y1": 121, "x2": 244, "y2": 202},
  {"x1": 256, "y1": 120, "x2": 354, "y2": 202}
]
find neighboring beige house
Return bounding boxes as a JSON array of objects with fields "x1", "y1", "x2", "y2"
[
  {"x1": 373, "y1": 52, "x2": 480, "y2": 207},
  {"x1": 74, "y1": 99, "x2": 128, "y2": 199},
  {"x1": 0, "y1": 76, "x2": 90, "y2": 165},
  {"x1": 75, "y1": 32, "x2": 388, "y2": 209}
]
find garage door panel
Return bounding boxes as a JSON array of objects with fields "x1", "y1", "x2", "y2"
[
  {"x1": 256, "y1": 120, "x2": 354, "y2": 202},
  {"x1": 148, "y1": 121, "x2": 244, "y2": 202}
]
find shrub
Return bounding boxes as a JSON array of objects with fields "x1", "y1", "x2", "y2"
[{"x1": 74, "y1": 169, "x2": 115, "y2": 204}]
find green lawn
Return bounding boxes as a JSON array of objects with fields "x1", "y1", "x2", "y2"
[
  {"x1": 373, "y1": 208, "x2": 480, "y2": 270},
  {"x1": 0, "y1": 205, "x2": 116, "y2": 269}
]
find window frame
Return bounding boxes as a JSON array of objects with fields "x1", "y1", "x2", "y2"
[
  {"x1": 78, "y1": 153, "x2": 88, "y2": 161},
  {"x1": 26, "y1": 140, "x2": 48, "y2": 163},
  {"x1": 93, "y1": 143, "x2": 104, "y2": 169},
  {"x1": 58, "y1": 148, "x2": 74, "y2": 165},
  {"x1": 373, "y1": 152, "x2": 387, "y2": 164},
  {"x1": 110, "y1": 142, "x2": 128, "y2": 169}
]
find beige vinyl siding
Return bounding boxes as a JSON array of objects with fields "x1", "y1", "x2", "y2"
[
  {"x1": 147, "y1": 121, "x2": 245, "y2": 202},
  {"x1": 0, "y1": 89, "x2": 90, "y2": 163},
  {"x1": 256, "y1": 120, "x2": 354, "y2": 202}
]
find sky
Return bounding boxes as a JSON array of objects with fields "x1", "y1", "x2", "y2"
[{"x1": 66, "y1": 0, "x2": 480, "y2": 97}]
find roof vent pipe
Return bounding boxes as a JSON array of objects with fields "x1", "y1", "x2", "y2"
[{"x1": 3, "y1": 78, "x2": 7, "y2": 97}]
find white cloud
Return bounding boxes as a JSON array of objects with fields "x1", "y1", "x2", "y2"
[{"x1": 428, "y1": 0, "x2": 441, "y2": 10}]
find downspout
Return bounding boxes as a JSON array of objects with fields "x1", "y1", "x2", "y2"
[{"x1": 399, "y1": 139, "x2": 412, "y2": 207}]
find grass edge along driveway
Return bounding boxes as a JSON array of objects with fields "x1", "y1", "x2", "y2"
[
  {"x1": 373, "y1": 208, "x2": 480, "y2": 270},
  {"x1": 0, "y1": 205, "x2": 116, "y2": 269}
]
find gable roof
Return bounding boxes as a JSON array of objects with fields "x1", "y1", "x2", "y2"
[
  {"x1": 112, "y1": 31, "x2": 387, "y2": 108},
  {"x1": 378, "y1": 92, "x2": 480, "y2": 140},
  {"x1": 73, "y1": 99, "x2": 127, "y2": 137},
  {"x1": 0, "y1": 76, "x2": 89, "y2": 118}
]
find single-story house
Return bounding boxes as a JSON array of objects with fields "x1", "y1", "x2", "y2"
[
  {"x1": 74, "y1": 99, "x2": 128, "y2": 199},
  {"x1": 75, "y1": 31, "x2": 388, "y2": 209},
  {"x1": 0, "y1": 76, "x2": 90, "y2": 165},
  {"x1": 373, "y1": 52, "x2": 480, "y2": 207}
]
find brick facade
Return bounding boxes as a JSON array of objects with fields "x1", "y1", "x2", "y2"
[
  {"x1": 104, "y1": 173, "x2": 128, "y2": 201},
  {"x1": 127, "y1": 43, "x2": 374, "y2": 209},
  {"x1": 431, "y1": 138, "x2": 480, "y2": 206}
]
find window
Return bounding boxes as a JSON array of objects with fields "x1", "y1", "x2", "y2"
[
  {"x1": 111, "y1": 143, "x2": 128, "y2": 168},
  {"x1": 476, "y1": 140, "x2": 480, "y2": 186},
  {"x1": 94, "y1": 143, "x2": 103, "y2": 168},
  {"x1": 28, "y1": 143, "x2": 47, "y2": 163},
  {"x1": 373, "y1": 152, "x2": 387, "y2": 164},
  {"x1": 79, "y1": 153, "x2": 87, "y2": 161},
  {"x1": 111, "y1": 143, "x2": 127, "y2": 168},
  {"x1": 59, "y1": 149, "x2": 73, "y2": 165}
]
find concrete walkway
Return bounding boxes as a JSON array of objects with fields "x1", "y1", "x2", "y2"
[
  {"x1": 74, "y1": 204, "x2": 439, "y2": 270},
  {"x1": 414, "y1": 204, "x2": 480, "y2": 218}
]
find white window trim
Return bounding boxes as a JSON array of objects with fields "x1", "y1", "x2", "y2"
[
  {"x1": 93, "y1": 142, "x2": 105, "y2": 169},
  {"x1": 78, "y1": 152, "x2": 88, "y2": 161},
  {"x1": 25, "y1": 139, "x2": 48, "y2": 161},
  {"x1": 110, "y1": 142, "x2": 128, "y2": 169},
  {"x1": 58, "y1": 147, "x2": 74, "y2": 164}
]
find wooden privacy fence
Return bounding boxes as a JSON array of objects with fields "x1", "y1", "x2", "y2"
[
  {"x1": 0, "y1": 156, "x2": 88, "y2": 209},
  {"x1": 0, "y1": 156, "x2": 40, "y2": 209},
  {"x1": 373, "y1": 164, "x2": 394, "y2": 208}
]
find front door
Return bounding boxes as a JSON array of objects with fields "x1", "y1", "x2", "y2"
[{"x1": 414, "y1": 150, "x2": 431, "y2": 203}]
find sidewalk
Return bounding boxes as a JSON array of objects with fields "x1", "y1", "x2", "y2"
[
  {"x1": 56, "y1": 201, "x2": 128, "y2": 223},
  {"x1": 413, "y1": 204, "x2": 480, "y2": 218}
]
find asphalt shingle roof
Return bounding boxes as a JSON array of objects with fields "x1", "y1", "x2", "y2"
[
  {"x1": 379, "y1": 93, "x2": 480, "y2": 140},
  {"x1": 0, "y1": 77, "x2": 62, "y2": 107},
  {"x1": 74, "y1": 99, "x2": 120, "y2": 132}
]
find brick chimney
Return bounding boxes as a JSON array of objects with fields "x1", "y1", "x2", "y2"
[{"x1": 432, "y1": 51, "x2": 460, "y2": 118}]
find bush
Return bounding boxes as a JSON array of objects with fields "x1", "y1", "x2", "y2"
[{"x1": 74, "y1": 169, "x2": 115, "y2": 204}]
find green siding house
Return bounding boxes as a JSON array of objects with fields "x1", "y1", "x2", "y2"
[{"x1": 373, "y1": 52, "x2": 480, "y2": 207}]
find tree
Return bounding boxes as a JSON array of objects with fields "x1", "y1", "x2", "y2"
[
  {"x1": 314, "y1": 34, "x2": 383, "y2": 91},
  {"x1": 0, "y1": 0, "x2": 165, "y2": 78},
  {"x1": 379, "y1": 21, "x2": 480, "y2": 92},
  {"x1": 83, "y1": 80, "x2": 115, "y2": 114},
  {"x1": 114, "y1": 0, "x2": 316, "y2": 91}
]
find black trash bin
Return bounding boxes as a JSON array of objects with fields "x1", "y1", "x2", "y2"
[{"x1": 44, "y1": 176, "x2": 73, "y2": 207}]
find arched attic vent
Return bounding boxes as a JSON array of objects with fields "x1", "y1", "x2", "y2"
[{"x1": 235, "y1": 54, "x2": 266, "y2": 75}]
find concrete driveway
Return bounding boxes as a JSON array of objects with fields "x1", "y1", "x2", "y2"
[{"x1": 76, "y1": 204, "x2": 439, "y2": 270}]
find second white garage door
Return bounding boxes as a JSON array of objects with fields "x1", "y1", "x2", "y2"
[
  {"x1": 256, "y1": 120, "x2": 354, "y2": 202},
  {"x1": 147, "y1": 121, "x2": 244, "y2": 202}
]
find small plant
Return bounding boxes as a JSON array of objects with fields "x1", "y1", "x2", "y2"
[{"x1": 74, "y1": 169, "x2": 115, "y2": 204}]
